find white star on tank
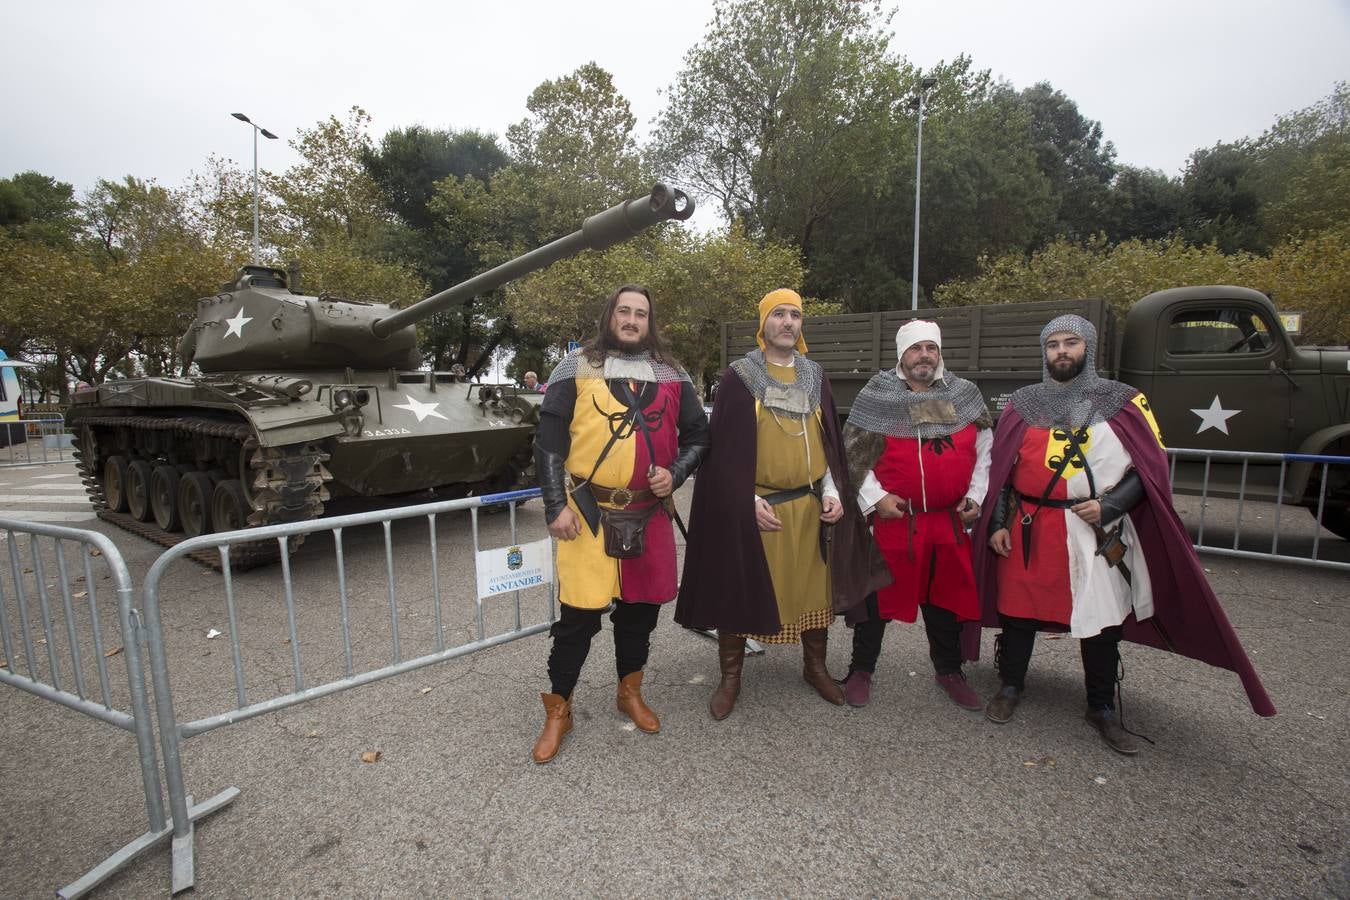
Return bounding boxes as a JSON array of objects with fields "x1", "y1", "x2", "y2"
[
  {"x1": 1190, "y1": 396, "x2": 1241, "y2": 435},
  {"x1": 223, "y1": 309, "x2": 253, "y2": 338},
  {"x1": 393, "y1": 397, "x2": 447, "y2": 422}
]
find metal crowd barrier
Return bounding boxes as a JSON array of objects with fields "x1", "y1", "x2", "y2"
[
  {"x1": 1, "y1": 414, "x2": 71, "y2": 467},
  {"x1": 138, "y1": 487, "x2": 554, "y2": 893},
  {"x1": 1166, "y1": 447, "x2": 1350, "y2": 572},
  {"x1": 0, "y1": 517, "x2": 208, "y2": 899}
]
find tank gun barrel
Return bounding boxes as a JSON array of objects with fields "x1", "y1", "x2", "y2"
[{"x1": 370, "y1": 183, "x2": 694, "y2": 340}]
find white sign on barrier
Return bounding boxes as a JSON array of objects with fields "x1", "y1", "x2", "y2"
[{"x1": 475, "y1": 537, "x2": 553, "y2": 599}]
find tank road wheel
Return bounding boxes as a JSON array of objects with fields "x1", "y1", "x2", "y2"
[
  {"x1": 211, "y1": 480, "x2": 251, "y2": 534},
  {"x1": 178, "y1": 472, "x2": 215, "y2": 537},
  {"x1": 126, "y1": 460, "x2": 154, "y2": 522},
  {"x1": 103, "y1": 455, "x2": 130, "y2": 513},
  {"x1": 150, "y1": 465, "x2": 183, "y2": 532}
]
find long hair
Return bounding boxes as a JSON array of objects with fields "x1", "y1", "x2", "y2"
[{"x1": 582, "y1": 283, "x2": 677, "y2": 367}]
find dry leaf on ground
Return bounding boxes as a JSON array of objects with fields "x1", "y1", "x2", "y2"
[{"x1": 360, "y1": 750, "x2": 381, "y2": 764}]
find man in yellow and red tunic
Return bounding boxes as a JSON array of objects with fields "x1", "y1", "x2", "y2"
[
  {"x1": 841, "y1": 320, "x2": 992, "y2": 710},
  {"x1": 676, "y1": 289, "x2": 889, "y2": 720},
  {"x1": 530, "y1": 284, "x2": 709, "y2": 764},
  {"x1": 971, "y1": 313, "x2": 1274, "y2": 755}
]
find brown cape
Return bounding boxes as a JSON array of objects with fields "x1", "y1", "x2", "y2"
[{"x1": 674, "y1": 368, "x2": 891, "y2": 634}]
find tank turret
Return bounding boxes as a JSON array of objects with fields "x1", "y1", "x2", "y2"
[{"x1": 70, "y1": 184, "x2": 694, "y2": 567}]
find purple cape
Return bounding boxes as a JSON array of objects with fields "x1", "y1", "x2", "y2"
[
  {"x1": 963, "y1": 402, "x2": 1276, "y2": 717},
  {"x1": 674, "y1": 369, "x2": 891, "y2": 634}
]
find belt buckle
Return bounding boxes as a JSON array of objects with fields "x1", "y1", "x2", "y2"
[{"x1": 610, "y1": 486, "x2": 634, "y2": 509}]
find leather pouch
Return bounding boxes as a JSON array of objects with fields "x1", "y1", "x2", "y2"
[{"x1": 600, "y1": 504, "x2": 661, "y2": 559}]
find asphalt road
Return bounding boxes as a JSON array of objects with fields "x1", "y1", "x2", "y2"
[{"x1": 1, "y1": 461, "x2": 1347, "y2": 898}]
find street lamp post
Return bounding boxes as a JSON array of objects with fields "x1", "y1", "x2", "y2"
[
  {"x1": 231, "y1": 112, "x2": 278, "y2": 265},
  {"x1": 910, "y1": 76, "x2": 938, "y2": 311}
]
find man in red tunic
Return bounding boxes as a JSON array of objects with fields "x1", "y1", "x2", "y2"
[
  {"x1": 970, "y1": 313, "x2": 1274, "y2": 754},
  {"x1": 841, "y1": 321, "x2": 993, "y2": 710}
]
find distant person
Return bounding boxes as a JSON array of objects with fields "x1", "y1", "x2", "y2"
[
  {"x1": 529, "y1": 284, "x2": 709, "y2": 764},
  {"x1": 522, "y1": 371, "x2": 545, "y2": 392},
  {"x1": 972, "y1": 313, "x2": 1275, "y2": 754}
]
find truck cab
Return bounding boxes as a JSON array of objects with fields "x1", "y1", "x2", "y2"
[{"x1": 1119, "y1": 286, "x2": 1350, "y2": 513}]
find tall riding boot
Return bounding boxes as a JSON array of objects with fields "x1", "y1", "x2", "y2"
[
  {"x1": 710, "y1": 632, "x2": 747, "y2": 720},
  {"x1": 531, "y1": 692, "x2": 573, "y2": 764},
  {"x1": 616, "y1": 671, "x2": 661, "y2": 733},
  {"x1": 801, "y1": 628, "x2": 845, "y2": 705}
]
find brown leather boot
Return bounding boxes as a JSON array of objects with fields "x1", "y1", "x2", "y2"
[
  {"x1": 531, "y1": 692, "x2": 573, "y2": 764},
  {"x1": 801, "y1": 628, "x2": 844, "y2": 705},
  {"x1": 710, "y1": 632, "x2": 747, "y2": 720},
  {"x1": 616, "y1": 671, "x2": 660, "y2": 733}
]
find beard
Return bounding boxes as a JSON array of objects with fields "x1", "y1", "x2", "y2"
[
  {"x1": 610, "y1": 329, "x2": 648, "y2": 354},
  {"x1": 1049, "y1": 355, "x2": 1087, "y2": 382},
  {"x1": 901, "y1": 359, "x2": 938, "y2": 385}
]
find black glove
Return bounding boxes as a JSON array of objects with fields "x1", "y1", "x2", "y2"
[
  {"x1": 533, "y1": 446, "x2": 570, "y2": 525},
  {"x1": 987, "y1": 484, "x2": 1015, "y2": 532},
  {"x1": 1099, "y1": 469, "x2": 1144, "y2": 527},
  {"x1": 666, "y1": 442, "x2": 709, "y2": 492}
]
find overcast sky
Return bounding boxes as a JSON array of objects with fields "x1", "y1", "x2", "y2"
[{"x1": 2, "y1": 0, "x2": 1347, "y2": 217}]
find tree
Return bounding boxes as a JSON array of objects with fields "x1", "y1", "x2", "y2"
[
  {"x1": 1013, "y1": 82, "x2": 1117, "y2": 244},
  {"x1": 654, "y1": 0, "x2": 901, "y2": 245},
  {"x1": 82, "y1": 176, "x2": 192, "y2": 261},
  {"x1": 268, "y1": 106, "x2": 388, "y2": 248},
  {"x1": 1181, "y1": 141, "x2": 1265, "y2": 253},
  {"x1": 1103, "y1": 165, "x2": 1185, "y2": 243},
  {"x1": 0, "y1": 171, "x2": 82, "y2": 247}
]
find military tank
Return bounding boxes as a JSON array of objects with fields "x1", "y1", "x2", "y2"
[{"x1": 70, "y1": 183, "x2": 693, "y2": 566}]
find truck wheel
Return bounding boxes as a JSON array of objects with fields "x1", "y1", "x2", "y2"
[
  {"x1": 126, "y1": 460, "x2": 154, "y2": 522},
  {"x1": 178, "y1": 472, "x2": 215, "y2": 537},
  {"x1": 103, "y1": 455, "x2": 130, "y2": 513},
  {"x1": 211, "y1": 479, "x2": 250, "y2": 534},
  {"x1": 150, "y1": 465, "x2": 182, "y2": 531}
]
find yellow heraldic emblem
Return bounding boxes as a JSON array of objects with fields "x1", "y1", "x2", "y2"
[
  {"x1": 1131, "y1": 393, "x2": 1165, "y2": 447},
  {"x1": 1044, "y1": 426, "x2": 1092, "y2": 473}
]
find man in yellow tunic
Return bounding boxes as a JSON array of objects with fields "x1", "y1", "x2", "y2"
[
  {"x1": 676, "y1": 290, "x2": 890, "y2": 719},
  {"x1": 530, "y1": 284, "x2": 709, "y2": 763}
]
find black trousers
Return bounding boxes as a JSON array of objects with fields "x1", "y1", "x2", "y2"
[
  {"x1": 995, "y1": 613, "x2": 1122, "y2": 710},
  {"x1": 546, "y1": 601, "x2": 661, "y2": 699},
  {"x1": 849, "y1": 592, "x2": 964, "y2": 677}
]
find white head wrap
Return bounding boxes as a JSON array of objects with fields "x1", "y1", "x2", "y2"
[{"x1": 895, "y1": 319, "x2": 945, "y2": 381}]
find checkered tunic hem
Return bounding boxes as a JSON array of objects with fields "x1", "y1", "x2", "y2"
[{"x1": 735, "y1": 605, "x2": 834, "y2": 644}]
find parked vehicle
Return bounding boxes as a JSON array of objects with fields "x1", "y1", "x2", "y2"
[
  {"x1": 722, "y1": 287, "x2": 1350, "y2": 538},
  {"x1": 0, "y1": 350, "x2": 35, "y2": 448}
]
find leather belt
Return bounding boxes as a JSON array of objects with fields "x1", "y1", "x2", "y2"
[
  {"x1": 756, "y1": 483, "x2": 820, "y2": 506},
  {"x1": 1016, "y1": 492, "x2": 1079, "y2": 510},
  {"x1": 569, "y1": 475, "x2": 656, "y2": 509}
]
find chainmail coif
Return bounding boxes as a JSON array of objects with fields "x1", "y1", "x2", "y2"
[
  {"x1": 1010, "y1": 314, "x2": 1137, "y2": 429},
  {"x1": 729, "y1": 349, "x2": 823, "y2": 415}
]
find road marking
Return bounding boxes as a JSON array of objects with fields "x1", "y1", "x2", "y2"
[
  {"x1": 34, "y1": 473, "x2": 79, "y2": 480},
  {"x1": 0, "y1": 510, "x2": 95, "y2": 523},
  {"x1": 0, "y1": 494, "x2": 93, "y2": 504}
]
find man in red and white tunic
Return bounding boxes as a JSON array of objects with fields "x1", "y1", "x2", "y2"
[
  {"x1": 974, "y1": 313, "x2": 1274, "y2": 754},
  {"x1": 841, "y1": 320, "x2": 993, "y2": 710}
]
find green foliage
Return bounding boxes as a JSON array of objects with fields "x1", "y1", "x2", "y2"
[
  {"x1": 934, "y1": 232, "x2": 1348, "y2": 345},
  {"x1": 0, "y1": 171, "x2": 82, "y2": 247},
  {"x1": 505, "y1": 222, "x2": 804, "y2": 384}
]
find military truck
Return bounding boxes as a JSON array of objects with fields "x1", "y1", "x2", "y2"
[{"x1": 721, "y1": 287, "x2": 1350, "y2": 538}]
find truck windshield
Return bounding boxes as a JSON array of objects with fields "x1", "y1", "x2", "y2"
[{"x1": 1166, "y1": 309, "x2": 1272, "y2": 355}]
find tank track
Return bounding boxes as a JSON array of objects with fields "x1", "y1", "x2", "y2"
[{"x1": 72, "y1": 415, "x2": 331, "y2": 570}]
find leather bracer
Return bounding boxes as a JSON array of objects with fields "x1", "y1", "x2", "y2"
[
  {"x1": 1099, "y1": 469, "x2": 1144, "y2": 527},
  {"x1": 534, "y1": 446, "x2": 570, "y2": 524},
  {"x1": 987, "y1": 484, "x2": 1015, "y2": 533},
  {"x1": 667, "y1": 441, "x2": 709, "y2": 492}
]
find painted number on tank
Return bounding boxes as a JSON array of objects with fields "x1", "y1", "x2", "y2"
[{"x1": 363, "y1": 427, "x2": 413, "y2": 437}]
